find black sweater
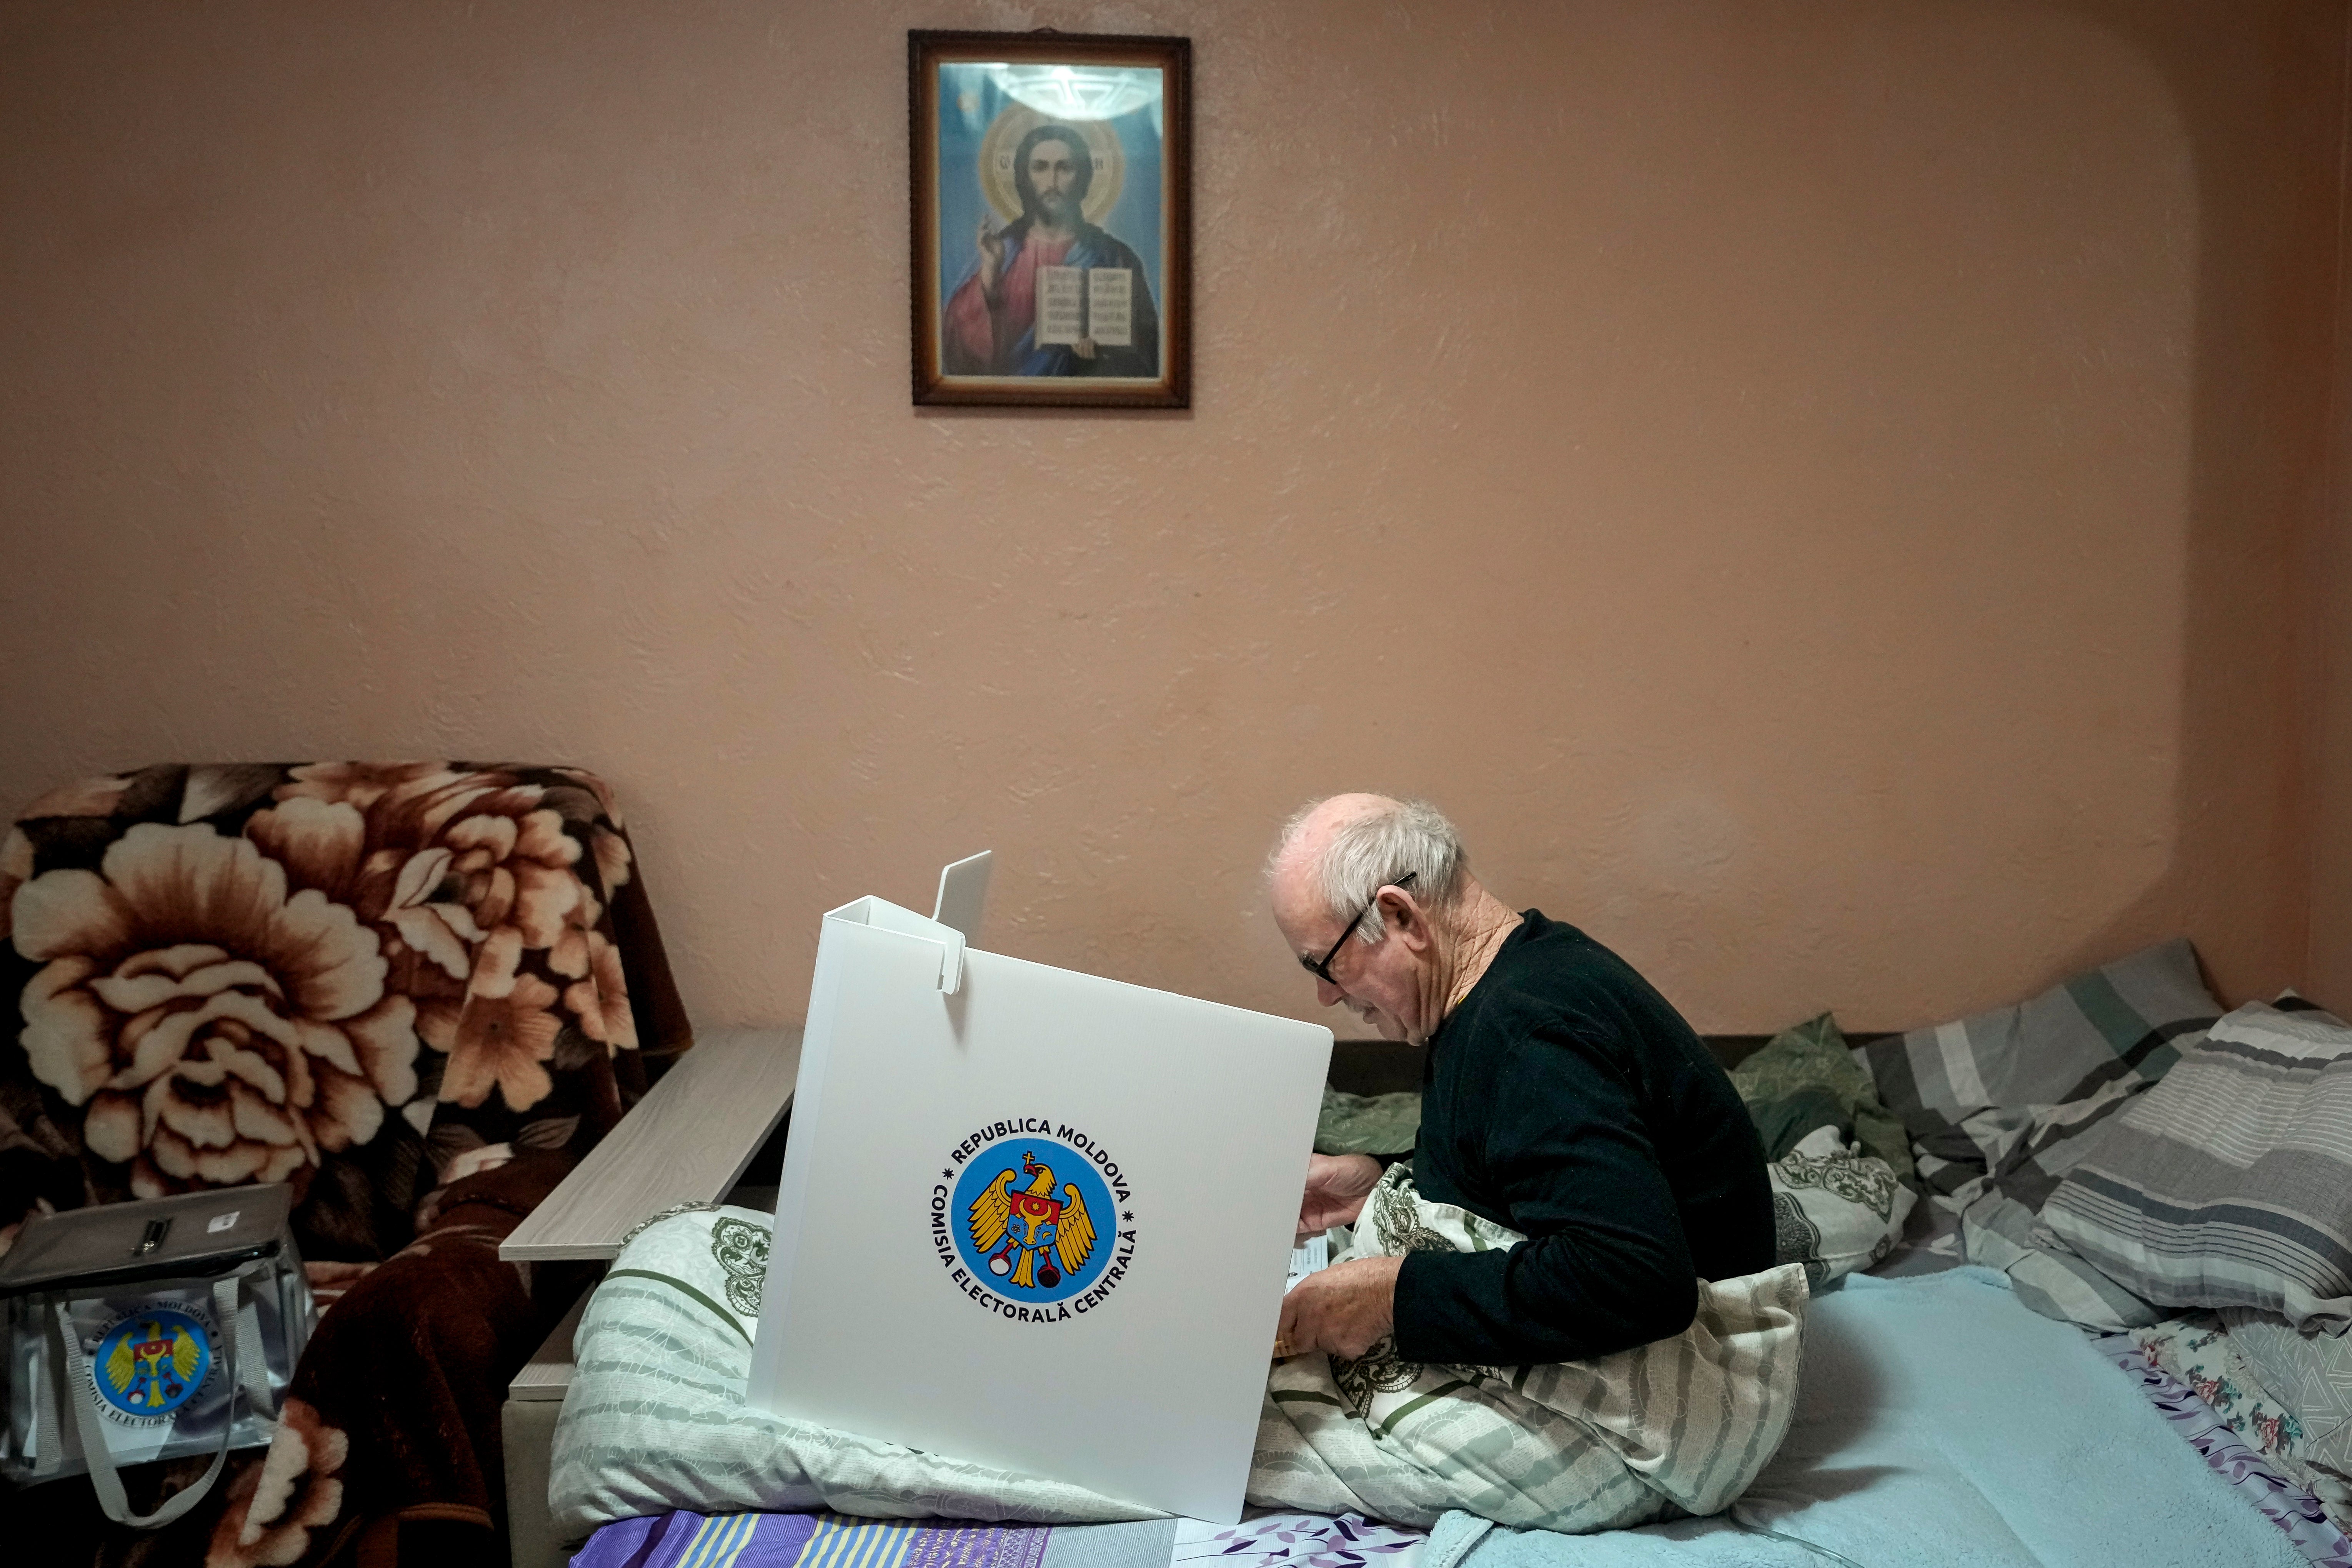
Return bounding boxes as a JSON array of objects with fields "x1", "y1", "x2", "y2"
[{"x1": 1390, "y1": 911, "x2": 1773, "y2": 1366}]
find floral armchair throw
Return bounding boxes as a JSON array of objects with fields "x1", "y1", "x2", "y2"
[
  {"x1": 0, "y1": 761, "x2": 687, "y2": 1260},
  {"x1": 0, "y1": 762, "x2": 690, "y2": 1568}
]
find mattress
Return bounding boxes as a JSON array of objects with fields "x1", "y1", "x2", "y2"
[{"x1": 562, "y1": 1267, "x2": 2349, "y2": 1568}]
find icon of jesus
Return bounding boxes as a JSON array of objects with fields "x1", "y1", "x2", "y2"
[{"x1": 941, "y1": 122, "x2": 1161, "y2": 378}]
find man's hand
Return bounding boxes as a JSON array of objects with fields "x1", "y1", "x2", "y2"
[
  {"x1": 1299, "y1": 1152, "x2": 1383, "y2": 1240},
  {"x1": 1276, "y1": 1255, "x2": 1403, "y2": 1361},
  {"x1": 1072, "y1": 337, "x2": 1096, "y2": 360},
  {"x1": 976, "y1": 218, "x2": 1007, "y2": 297}
]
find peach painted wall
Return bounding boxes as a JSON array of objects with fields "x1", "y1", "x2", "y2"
[{"x1": 0, "y1": 2, "x2": 2343, "y2": 1035}]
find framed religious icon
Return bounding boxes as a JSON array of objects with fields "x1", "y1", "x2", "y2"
[{"x1": 909, "y1": 31, "x2": 1191, "y2": 408}]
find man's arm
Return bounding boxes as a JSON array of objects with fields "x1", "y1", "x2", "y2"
[{"x1": 1392, "y1": 1029, "x2": 1698, "y2": 1365}]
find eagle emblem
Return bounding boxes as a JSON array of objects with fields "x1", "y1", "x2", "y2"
[
  {"x1": 967, "y1": 1149, "x2": 1097, "y2": 1290},
  {"x1": 95, "y1": 1310, "x2": 209, "y2": 1418}
]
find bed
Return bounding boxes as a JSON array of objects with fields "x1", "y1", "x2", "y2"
[{"x1": 540, "y1": 939, "x2": 2352, "y2": 1568}]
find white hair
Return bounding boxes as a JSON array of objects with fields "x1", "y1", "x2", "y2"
[{"x1": 1270, "y1": 795, "x2": 1468, "y2": 946}]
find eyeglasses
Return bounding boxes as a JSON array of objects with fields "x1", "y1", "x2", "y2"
[{"x1": 1300, "y1": 871, "x2": 1416, "y2": 985}]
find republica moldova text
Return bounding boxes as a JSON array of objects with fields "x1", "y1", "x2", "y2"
[{"x1": 947, "y1": 1119, "x2": 1133, "y2": 1204}]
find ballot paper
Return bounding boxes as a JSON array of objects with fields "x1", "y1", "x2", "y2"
[
  {"x1": 750, "y1": 867, "x2": 1331, "y2": 1523},
  {"x1": 1284, "y1": 1233, "x2": 1330, "y2": 1293}
]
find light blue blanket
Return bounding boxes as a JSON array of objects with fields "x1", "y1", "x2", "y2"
[{"x1": 1426, "y1": 1268, "x2": 2304, "y2": 1568}]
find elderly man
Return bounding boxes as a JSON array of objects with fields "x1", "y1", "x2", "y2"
[{"x1": 1270, "y1": 794, "x2": 1773, "y2": 1367}]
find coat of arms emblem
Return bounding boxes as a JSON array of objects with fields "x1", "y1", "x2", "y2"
[
  {"x1": 968, "y1": 1148, "x2": 1098, "y2": 1289},
  {"x1": 91, "y1": 1307, "x2": 212, "y2": 1419}
]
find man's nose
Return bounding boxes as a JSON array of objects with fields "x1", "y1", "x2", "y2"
[{"x1": 1315, "y1": 977, "x2": 1346, "y2": 1008}]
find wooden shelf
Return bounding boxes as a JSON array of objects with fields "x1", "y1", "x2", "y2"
[{"x1": 499, "y1": 1024, "x2": 803, "y2": 1263}]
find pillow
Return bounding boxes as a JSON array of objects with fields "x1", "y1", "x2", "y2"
[
  {"x1": 1314, "y1": 1086, "x2": 1422, "y2": 1157},
  {"x1": 1859, "y1": 938, "x2": 2220, "y2": 1171},
  {"x1": 1731, "y1": 1012, "x2": 1915, "y2": 1186},
  {"x1": 2043, "y1": 1000, "x2": 2352, "y2": 1330},
  {"x1": 1767, "y1": 1125, "x2": 1916, "y2": 1290}
]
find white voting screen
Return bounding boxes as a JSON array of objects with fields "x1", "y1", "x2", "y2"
[{"x1": 748, "y1": 876, "x2": 1331, "y2": 1522}]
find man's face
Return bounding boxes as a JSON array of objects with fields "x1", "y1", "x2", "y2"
[
  {"x1": 1270, "y1": 865, "x2": 1427, "y2": 1042},
  {"x1": 1027, "y1": 139, "x2": 1081, "y2": 223}
]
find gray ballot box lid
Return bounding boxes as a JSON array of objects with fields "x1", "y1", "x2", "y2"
[{"x1": 0, "y1": 1184, "x2": 293, "y2": 1293}]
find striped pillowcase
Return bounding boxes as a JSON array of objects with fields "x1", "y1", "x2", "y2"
[
  {"x1": 1859, "y1": 939, "x2": 2220, "y2": 1200},
  {"x1": 2043, "y1": 1000, "x2": 2352, "y2": 1330},
  {"x1": 1862, "y1": 938, "x2": 2218, "y2": 1133}
]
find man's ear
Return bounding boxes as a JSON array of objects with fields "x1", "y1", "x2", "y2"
[{"x1": 1379, "y1": 886, "x2": 1434, "y2": 951}]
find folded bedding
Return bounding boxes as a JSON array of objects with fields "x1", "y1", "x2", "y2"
[
  {"x1": 551, "y1": 1180, "x2": 1808, "y2": 1538},
  {"x1": 2133, "y1": 1311, "x2": 2352, "y2": 1530},
  {"x1": 1861, "y1": 938, "x2": 2227, "y2": 1330},
  {"x1": 2100, "y1": 1330, "x2": 2352, "y2": 1568}
]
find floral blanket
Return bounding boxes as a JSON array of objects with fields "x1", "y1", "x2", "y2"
[
  {"x1": 0, "y1": 761, "x2": 690, "y2": 1566},
  {"x1": 2099, "y1": 1332, "x2": 2352, "y2": 1568},
  {"x1": 2134, "y1": 1313, "x2": 2352, "y2": 1537}
]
